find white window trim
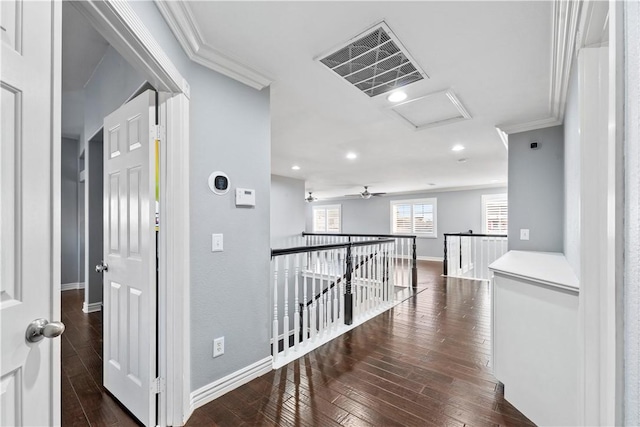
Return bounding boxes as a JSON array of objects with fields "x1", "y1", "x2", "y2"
[
  {"x1": 313, "y1": 204, "x2": 342, "y2": 233},
  {"x1": 389, "y1": 198, "x2": 437, "y2": 238},
  {"x1": 481, "y1": 193, "x2": 508, "y2": 235}
]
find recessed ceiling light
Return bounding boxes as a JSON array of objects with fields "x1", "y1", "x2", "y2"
[
  {"x1": 491, "y1": 179, "x2": 499, "y2": 183},
  {"x1": 428, "y1": 183, "x2": 436, "y2": 186},
  {"x1": 387, "y1": 91, "x2": 408, "y2": 103},
  {"x1": 452, "y1": 144, "x2": 465, "y2": 152},
  {"x1": 291, "y1": 165, "x2": 300, "y2": 170},
  {"x1": 346, "y1": 152, "x2": 358, "y2": 160},
  {"x1": 458, "y1": 158, "x2": 468, "y2": 163}
]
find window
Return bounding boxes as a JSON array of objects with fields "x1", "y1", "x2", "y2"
[
  {"x1": 313, "y1": 205, "x2": 341, "y2": 233},
  {"x1": 390, "y1": 198, "x2": 437, "y2": 237},
  {"x1": 482, "y1": 194, "x2": 508, "y2": 234}
]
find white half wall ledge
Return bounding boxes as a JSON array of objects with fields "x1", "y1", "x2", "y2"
[{"x1": 189, "y1": 356, "x2": 273, "y2": 413}]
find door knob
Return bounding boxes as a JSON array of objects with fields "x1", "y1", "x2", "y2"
[
  {"x1": 25, "y1": 318, "x2": 65, "y2": 343},
  {"x1": 95, "y1": 260, "x2": 109, "y2": 273}
]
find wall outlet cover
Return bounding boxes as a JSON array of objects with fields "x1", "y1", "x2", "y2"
[
  {"x1": 213, "y1": 337, "x2": 224, "y2": 358},
  {"x1": 520, "y1": 229, "x2": 530, "y2": 240}
]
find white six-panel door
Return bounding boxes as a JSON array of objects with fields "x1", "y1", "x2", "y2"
[
  {"x1": 102, "y1": 90, "x2": 157, "y2": 426},
  {"x1": 1, "y1": 2, "x2": 60, "y2": 426}
]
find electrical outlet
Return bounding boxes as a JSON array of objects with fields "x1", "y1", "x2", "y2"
[
  {"x1": 213, "y1": 337, "x2": 224, "y2": 358},
  {"x1": 520, "y1": 229, "x2": 530, "y2": 240}
]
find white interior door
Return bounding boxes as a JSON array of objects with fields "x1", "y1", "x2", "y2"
[
  {"x1": 102, "y1": 89, "x2": 157, "y2": 426},
  {"x1": 1, "y1": 2, "x2": 61, "y2": 426}
]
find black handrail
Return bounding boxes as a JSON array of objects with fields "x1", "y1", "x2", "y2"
[
  {"x1": 303, "y1": 232, "x2": 417, "y2": 239},
  {"x1": 443, "y1": 232, "x2": 507, "y2": 238},
  {"x1": 302, "y1": 232, "x2": 418, "y2": 288},
  {"x1": 443, "y1": 232, "x2": 508, "y2": 275},
  {"x1": 271, "y1": 238, "x2": 394, "y2": 257}
]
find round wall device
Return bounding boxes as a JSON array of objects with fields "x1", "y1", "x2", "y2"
[{"x1": 208, "y1": 171, "x2": 230, "y2": 195}]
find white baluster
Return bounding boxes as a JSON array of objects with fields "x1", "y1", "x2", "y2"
[
  {"x1": 294, "y1": 253, "x2": 300, "y2": 349},
  {"x1": 310, "y1": 251, "x2": 317, "y2": 342},
  {"x1": 273, "y1": 257, "x2": 279, "y2": 362},
  {"x1": 302, "y1": 254, "x2": 308, "y2": 345},
  {"x1": 283, "y1": 255, "x2": 290, "y2": 356},
  {"x1": 332, "y1": 249, "x2": 338, "y2": 330},
  {"x1": 319, "y1": 251, "x2": 325, "y2": 337}
]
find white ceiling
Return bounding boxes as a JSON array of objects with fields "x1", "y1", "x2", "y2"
[{"x1": 183, "y1": 1, "x2": 554, "y2": 199}]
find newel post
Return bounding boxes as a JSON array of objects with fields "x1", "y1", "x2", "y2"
[
  {"x1": 443, "y1": 235, "x2": 448, "y2": 275},
  {"x1": 411, "y1": 237, "x2": 417, "y2": 288},
  {"x1": 344, "y1": 243, "x2": 353, "y2": 325}
]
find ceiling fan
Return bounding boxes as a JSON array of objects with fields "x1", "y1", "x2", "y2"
[
  {"x1": 346, "y1": 186, "x2": 386, "y2": 199},
  {"x1": 305, "y1": 192, "x2": 317, "y2": 203}
]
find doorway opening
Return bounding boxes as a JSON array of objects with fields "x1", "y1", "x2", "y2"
[{"x1": 60, "y1": 3, "x2": 160, "y2": 425}]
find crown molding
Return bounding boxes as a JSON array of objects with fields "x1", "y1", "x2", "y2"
[
  {"x1": 498, "y1": 0, "x2": 583, "y2": 135},
  {"x1": 155, "y1": 1, "x2": 272, "y2": 91},
  {"x1": 498, "y1": 116, "x2": 563, "y2": 135}
]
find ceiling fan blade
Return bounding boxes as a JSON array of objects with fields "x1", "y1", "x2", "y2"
[{"x1": 371, "y1": 192, "x2": 386, "y2": 196}]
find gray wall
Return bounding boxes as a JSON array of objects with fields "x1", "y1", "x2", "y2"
[
  {"x1": 306, "y1": 187, "x2": 507, "y2": 258},
  {"x1": 85, "y1": 136, "x2": 103, "y2": 305},
  {"x1": 271, "y1": 175, "x2": 305, "y2": 248},
  {"x1": 564, "y1": 65, "x2": 581, "y2": 278},
  {"x1": 83, "y1": 45, "x2": 147, "y2": 140},
  {"x1": 61, "y1": 137, "x2": 79, "y2": 284},
  {"x1": 508, "y1": 125, "x2": 564, "y2": 252},
  {"x1": 129, "y1": 1, "x2": 272, "y2": 391}
]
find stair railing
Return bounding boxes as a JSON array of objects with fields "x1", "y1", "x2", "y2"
[
  {"x1": 302, "y1": 232, "x2": 417, "y2": 288},
  {"x1": 443, "y1": 232, "x2": 508, "y2": 280},
  {"x1": 270, "y1": 238, "x2": 395, "y2": 366}
]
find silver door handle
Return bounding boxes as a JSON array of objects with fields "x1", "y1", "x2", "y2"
[
  {"x1": 95, "y1": 261, "x2": 109, "y2": 273},
  {"x1": 25, "y1": 318, "x2": 65, "y2": 343}
]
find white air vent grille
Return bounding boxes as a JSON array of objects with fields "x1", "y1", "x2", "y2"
[{"x1": 318, "y1": 22, "x2": 427, "y2": 97}]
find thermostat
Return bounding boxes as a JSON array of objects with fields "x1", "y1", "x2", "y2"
[{"x1": 208, "y1": 171, "x2": 229, "y2": 195}]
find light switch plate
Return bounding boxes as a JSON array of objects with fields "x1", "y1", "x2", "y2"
[
  {"x1": 520, "y1": 229, "x2": 530, "y2": 240},
  {"x1": 212, "y1": 234, "x2": 223, "y2": 252}
]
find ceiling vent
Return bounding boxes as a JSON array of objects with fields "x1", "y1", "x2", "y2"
[{"x1": 318, "y1": 22, "x2": 428, "y2": 97}]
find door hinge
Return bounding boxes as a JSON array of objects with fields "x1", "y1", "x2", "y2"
[
  {"x1": 152, "y1": 377, "x2": 165, "y2": 394},
  {"x1": 154, "y1": 125, "x2": 165, "y2": 142}
]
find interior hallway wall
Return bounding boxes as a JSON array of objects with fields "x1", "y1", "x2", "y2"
[
  {"x1": 128, "y1": 1, "x2": 272, "y2": 391},
  {"x1": 507, "y1": 125, "x2": 564, "y2": 252},
  {"x1": 271, "y1": 175, "x2": 305, "y2": 248},
  {"x1": 306, "y1": 186, "x2": 507, "y2": 259},
  {"x1": 61, "y1": 137, "x2": 80, "y2": 285}
]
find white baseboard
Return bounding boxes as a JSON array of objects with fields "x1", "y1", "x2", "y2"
[
  {"x1": 82, "y1": 301, "x2": 102, "y2": 313},
  {"x1": 417, "y1": 256, "x2": 443, "y2": 262},
  {"x1": 61, "y1": 282, "x2": 85, "y2": 291},
  {"x1": 189, "y1": 356, "x2": 272, "y2": 413}
]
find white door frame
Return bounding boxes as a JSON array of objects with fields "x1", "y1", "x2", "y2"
[
  {"x1": 576, "y1": 1, "x2": 625, "y2": 425},
  {"x1": 69, "y1": 2, "x2": 191, "y2": 425}
]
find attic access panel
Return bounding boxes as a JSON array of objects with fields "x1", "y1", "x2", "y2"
[
  {"x1": 318, "y1": 22, "x2": 428, "y2": 97},
  {"x1": 390, "y1": 89, "x2": 471, "y2": 130}
]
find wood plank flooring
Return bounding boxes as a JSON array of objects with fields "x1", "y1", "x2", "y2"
[
  {"x1": 61, "y1": 290, "x2": 141, "y2": 426},
  {"x1": 186, "y1": 261, "x2": 535, "y2": 427},
  {"x1": 62, "y1": 261, "x2": 535, "y2": 426}
]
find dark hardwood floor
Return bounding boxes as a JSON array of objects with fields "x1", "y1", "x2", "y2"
[
  {"x1": 62, "y1": 261, "x2": 535, "y2": 426},
  {"x1": 61, "y1": 290, "x2": 141, "y2": 426},
  {"x1": 186, "y1": 261, "x2": 535, "y2": 427}
]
